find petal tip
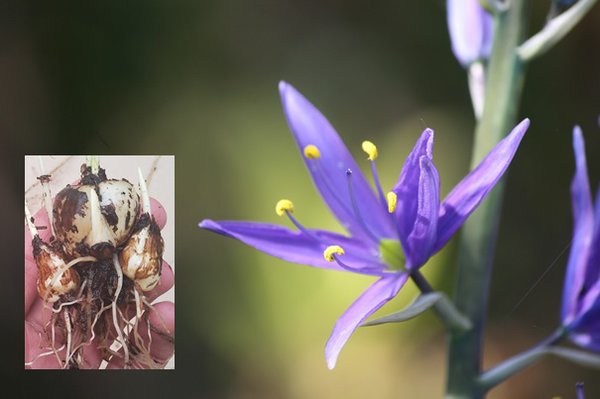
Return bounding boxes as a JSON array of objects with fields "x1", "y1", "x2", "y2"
[
  {"x1": 278, "y1": 80, "x2": 289, "y2": 95},
  {"x1": 573, "y1": 125, "x2": 583, "y2": 140},
  {"x1": 325, "y1": 348, "x2": 338, "y2": 370},
  {"x1": 198, "y1": 219, "x2": 217, "y2": 230}
]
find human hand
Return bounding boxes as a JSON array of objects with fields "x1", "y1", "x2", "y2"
[{"x1": 25, "y1": 198, "x2": 174, "y2": 369}]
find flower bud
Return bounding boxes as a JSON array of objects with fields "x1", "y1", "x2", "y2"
[{"x1": 447, "y1": 0, "x2": 494, "y2": 67}]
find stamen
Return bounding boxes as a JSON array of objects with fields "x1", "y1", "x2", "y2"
[
  {"x1": 369, "y1": 160, "x2": 387, "y2": 206},
  {"x1": 361, "y1": 141, "x2": 387, "y2": 208},
  {"x1": 303, "y1": 144, "x2": 321, "y2": 159},
  {"x1": 361, "y1": 141, "x2": 378, "y2": 161},
  {"x1": 324, "y1": 245, "x2": 345, "y2": 262},
  {"x1": 387, "y1": 192, "x2": 397, "y2": 213},
  {"x1": 324, "y1": 244, "x2": 392, "y2": 276},
  {"x1": 276, "y1": 199, "x2": 321, "y2": 243},
  {"x1": 275, "y1": 199, "x2": 294, "y2": 216},
  {"x1": 346, "y1": 169, "x2": 380, "y2": 243}
]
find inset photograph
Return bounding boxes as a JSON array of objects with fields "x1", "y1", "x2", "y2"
[{"x1": 24, "y1": 156, "x2": 174, "y2": 369}]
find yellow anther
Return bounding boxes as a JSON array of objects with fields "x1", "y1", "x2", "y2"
[
  {"x1": 304, "y1": 144, "x2": 321, "y2": 159},
  {"x1": 323, "y1": 245, "x2": 345, "y2": 262},
  {"x1": 386, "y1": 192, "x2": 397, "y2": 213},
  {"x1": 275, "y1": 199, "x2": 294, "y2": 216},
  {"x1": 361, "y1": 140, "x2": 378, "y2": 161}
]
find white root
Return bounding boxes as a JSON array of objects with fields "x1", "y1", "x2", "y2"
[
  {"x1": 38, "y1": 156, "x2": 56, "y2": 237},
  {"x1": 68, "y1": 301, "x2": 111, "y2": 359},
  {"x1": 146, "y1": 317, "x2": 153, "y2": 353},
  {"x1": 63, "y1": 310, "x2": 72, "y2": 369},
  {"x1": 133, "y1": 289, "x2": 143, "y2": 319},
  {"x1": 45, "y1": 256, "x2": 97, "y2": 303},
  {"x1": 77, "y1": 279, "x2": 88, "y2": 298},
  {"x1": 88, "y1": 301, "x2": 111, "y2": 345},
  {"x1": 25, "y1": 344, "x2": 66, "y2": 367},
  {"x1": 51, "y1": 317, "x2": 61, "y2": 366},
  {"x1": 24, "y1": 201, "x2": 38, "y2": 237},
  {"x1": 50, "y1": 299, "x2": 84, "y2": 314},
  {"x1": 111, "y1": 253, "x2": 129, "y2": 367},
  {"x1": 145, "y1": 156, "x2": 162, "y2": 188},
  {"x1": 25, "y1": 156, "x2": 73, "y2": 195},
  {"x1": 138, "y1": 167, "x2": 152, "y2": 216},
  {"x1": 142, "y1": 297, "x2": 172, "y2": 335},
  {"x1": 131, "y1": 289, "x2": 151, "y2": 356}
]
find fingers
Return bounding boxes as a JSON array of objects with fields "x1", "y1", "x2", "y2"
[
  {"x1": 25, "y1": 259, "x2": 39, "y2": 315},
  {"x1": 146, "y1": 260, "x2": 174, "y2": 302},
  {"x1": 150, "y1": 197, "x2": 167, "y2": 230},
  {"x1": 146, "y1": 301, "x2": 175, "y2": 363},
  {"x1": 25, "y1": 206, "x2": 52, "y2": 314},
  {"x1": 25, "y1": 321, "x2": 62, "y2": 369}
]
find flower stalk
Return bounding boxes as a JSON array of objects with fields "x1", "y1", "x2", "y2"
[
  {"x1": 477, "y1": 328, "x2": 566, "y2": 390},
  {"x1": 446, "y1": 1, "x2": 528, "y2": 398}
]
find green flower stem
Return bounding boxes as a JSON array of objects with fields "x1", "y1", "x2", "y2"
[
  {"x1": 410, "y1": 271, "x2": 472, "y2": 332},
  {"x1": 86, "y1": 155, "x2": 100, "y2": 174},
  {"x1": 518, "y1": 0, "x2": 598, "y2": 62},
  {"x1": 477, "y1": 328, "x2": 565, "y2": 391},
  {"x1": 445, "y1": 2, "x2": 528, "y2": 398}
]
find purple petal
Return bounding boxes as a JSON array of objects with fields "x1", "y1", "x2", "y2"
[
  {"x1": 571, "y1": 332, "x2": 600, "y2": 353},
  {"x1": 447, "y1": 0, "x2": 494, "y2": 67},
  {"x1": 434, "y1": 118, "x2": 530, "y2": 253},
  {"x1": 199, "y1": 219, "x2": 387, "y2": 273},
  {"x1": 391, "y1": 128, "x2": 434, "y2": 251},
  {"x1": 575, "y1": 191, "x2": 600, "y2": 320},
  {"x1": 325, "y1": 273, "x2": 408, "y2": 369},
  {"x1": 585, "y1": 190, "x2": 600, "y2": 288},
  {"x1": 279, "y1": 82, "x2": 395, "y2": 243},
  {"x1": 578, "y1": 281, "x2": 600, "y2": 328},
  {"x1": 406, "y1": 157, "x2": 441, "y2": 269},
  {"x1": 570, "y1": 297, "x2": 600, "y2": 351},
  {"x1": 562, "y1": 127, "x2": 595, "y2": 324}
]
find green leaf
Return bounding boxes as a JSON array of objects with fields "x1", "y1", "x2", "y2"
[
  {"x1": 361, "y1": 292, "x2": 443, "y2": 327},
  {"x1": 547, "y1": 347, "x2": 600, "y2": 369}
]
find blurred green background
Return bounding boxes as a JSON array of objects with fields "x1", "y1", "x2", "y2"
[{"x1": 3, "y1": 1, "x2": 600, "y2": 397}]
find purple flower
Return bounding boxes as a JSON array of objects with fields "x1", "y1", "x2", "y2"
[
  {"x1": 200, "y1": 82, "x2": 529, "y2": 369},
  {"x1": 561, "y1": 127, "x2": 600, "y2": 350},
  {"x1": 447, "y1": 0, "x2": 494, "y2": 67}
]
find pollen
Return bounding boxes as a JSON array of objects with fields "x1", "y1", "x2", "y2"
[
  {"x1": 323, "y1": 245, "x2": 345, "y2": 262},
  {"x1": 386, "y1": 192, "x2": 397, "y2": 213},
  {"x1": 303, "y1": 144, "x2": 321, "y2": 159},
  {"x1": 361, "y1": 141, "x2": 378, "y2": 160},
  {"x1": 275, "y1": 199, "x2": 294, "y2": 216}
]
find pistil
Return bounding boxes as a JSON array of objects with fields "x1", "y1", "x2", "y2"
[{"x1": 346, "y1": 169, "x2": 380, "y2": 244}]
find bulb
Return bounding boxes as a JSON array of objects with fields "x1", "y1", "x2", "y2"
[
  {"x1": 33, "y1": 237, "x2": 79, "y2": 303},
  {"x1": 119, "y1": 213, "x2": 164, "y2": 291},
  {"x1": 53, "y1": 179, "x2": 140, "y2": 259}
]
